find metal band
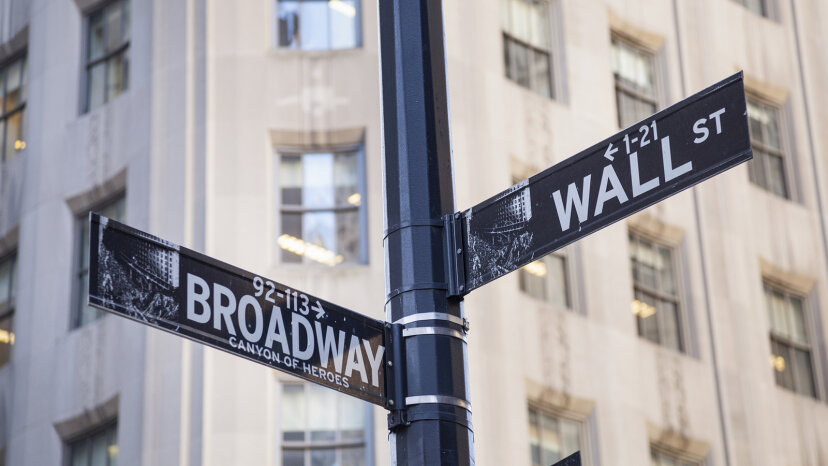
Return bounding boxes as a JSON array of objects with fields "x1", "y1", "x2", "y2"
[
  {"x1": 402, "y1": 327, "x2": 466, "y2": 341},
  {"x1": 394, "y1": 312, "x2": 465, "y2": 327},
  {"x1": 385, "y1": 282, "x2": 449, "y2": 303},
  {"x1": 383, "y1": 219, "x2": 444, "y2": 239},
  {"x1": 405, "y1": 395, "x2": 472, "y2": 410}
]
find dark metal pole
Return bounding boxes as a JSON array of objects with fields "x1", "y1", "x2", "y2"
[{"x1": 378, "y1": 0, "x2": 474, "y2": 464}]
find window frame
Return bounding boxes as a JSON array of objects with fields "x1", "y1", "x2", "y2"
[
  {"x1": 526, "y1": 403, "x2": 588, "y2": 466},
  {"x1": 273, "y1": 0, "x2": 363, "y2": 51},
  {"x1": 764, "y1": 280, "x2": 819, "y2": 398},
  {"x1": 0, "y1": 52, "x2": 28, "y2": 162},
  {"x1": 64, "y1": 420, "x2": 118, "y2": 466},
  {"x1": 500, "y1": 0, "x2": 558, "y2": 99},
  {"x1": 275, "y1": 143, "x2": 368, "y2": 266},
  {"x1": 518, "y1": 249, "x2": 572, "y2": 309},
  {"x1": 0, "y1": 251, "x2": 17, "y2": 368},
  {"x1": 610, "y1": 35, "x2": 660, "y2": 129},
  {"x1": 745, "y1": 95, "x2": 794, "y2": 200},
  {"x1": 71, "y1": 194, "x2": 126, "y2": 329},
  {"x1": 83, "y1": 0, "x2": 130, "y2": 113},
  {"x1": 629, "y1": 231, "x2": 687, "y2": 353},
  {"x1": 278, "y1": 381, "x2": 372, "y2": 466}
]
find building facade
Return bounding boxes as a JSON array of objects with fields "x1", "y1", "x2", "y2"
[{"x1": 1, "y1": 0, "x2": 828, "y2": 465}]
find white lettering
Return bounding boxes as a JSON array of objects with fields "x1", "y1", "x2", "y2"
[
  {"x1": 662, "y1": 136, "x2": 692, "y2": 181},
  {"x1": 344, "y1": 335, "x2": 368, "y2": 384},
  {"x1": 709, "y1": 107, "x2": 725, "y2": 134},
  {"x1": 237, "y1": 295, "x2": 263, "y2": 342},
  {"x1": 186, "y1": 273, "x2": 211, "y2": 324},
  {"x1": 291, "y1": 313, "x2": 315, "y2": 360},
  {"x1": 315, "y1": 321, "x2": 346, "y2": 373},
  {"x1": 629, "y1": 152, "x2": 660, "y2": 197},
  {"x1": 552, "y1": 175, "x2": 591, "y2": 231},
  {"x1": 265, "y1": 306, "x2": 290, "y2": 354},
  {"x1": 363, "y1": 340, "x2": 385, "y2": 388},
  {"x1": 594, "y1": 164, "x2": 628, "y2": 216},
  {"x1": 693, "y1": 118, "x2": 709, "y2": 144},
  {"x1": 213, "y1": 283, "x2": 237, "y2": 335}
]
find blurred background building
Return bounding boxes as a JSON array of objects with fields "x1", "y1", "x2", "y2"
[{"x1": 1, "y1": 0, "x2": 827, "y2": 464}]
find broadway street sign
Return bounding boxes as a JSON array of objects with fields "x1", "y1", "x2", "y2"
[
  {"x1": 88, "y1": 214, "x2": 387, "y2": 406},
  {"x1": 452, "y1": 72, "x2": 752, "y2": 295}
]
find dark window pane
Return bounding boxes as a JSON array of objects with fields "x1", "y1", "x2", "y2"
[
  {"x1": 510, "y1": 40, "x2": 531, "y2": 88},
  {"x1": 771, "y1": 339, "x2": 794, "y2": 391},
  {"x1": 106, "y1": 52, "x2": 127, "y2": 101},
  {"x1": 787, "y1": 296, "x2": 808, "y2": 344},
  {"x1": 68, "y1": 424, "x2": 118, "y2": 466},
  {"x1": 90, "y1": 430, "x2": 108, "y2": 466},
  {"x1": 765, "y1": 152, "x2": 788, "y2": 198},
  {"x1": 793, "y1": 348, "x2": 815, "y2": 397},
  {"x1": 121, "y1": 0, "x2": 130, "y2": 43},
  {"x1": 311, "y1": 448, "x2": 336, "y2": 466},
  {"x1": 3, "y1": 110, "x2": 24, "y2": 160},
  {"x1": 0, "y1": 120, "x2": 5, "y2": 160},
  {"x1": 0, "y1": 314, "x2": 12, "y2": 366},
  {"x1": 278, "y1": 2, "x2": 300, "y2": 48},
  {"x1": 3, "y1": 60, "x2": 22, "y2": 112},
  {"x1": 70, "y1": 439, "x2": 89, "y2": 466},
  {"x1": 89, "y1": 11, "x2": 106, "y2": 61},
  {"x1": 659, "y1": 300, "x2": 682, "y2": 352},
  {"x1": 88, "y1": 63, "x2": 106, "y2": 110},
  {"x1": 340, "y1": 446, "x2": 366, "y2": 466},
  {"x1": 282, "y1": 450, "x2": 304, "y2": 466},
  {"x1": 104, "y1": 1, "x2": 124, "y2": 53},
  {"x1": 0, "y1": 254, "x2": 13, "y2": 305}
]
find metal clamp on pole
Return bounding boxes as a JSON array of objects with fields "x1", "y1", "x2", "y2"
[{"x1": 444, "y1": 213, "x2": 467, "y2": 298}]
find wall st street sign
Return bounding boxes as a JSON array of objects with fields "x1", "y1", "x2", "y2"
[
  {"x1": 449, "y1": 72, "x2": 752, "y2": 295},
  {"x1": 88, "y1": 213, "x2": 388, "y2": 406}
]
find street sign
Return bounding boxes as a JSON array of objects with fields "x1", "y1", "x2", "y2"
[
  {"x1": 552, "y1": 452, "x2": 582, "y2": 466},
  {"x1": 88, "y1": 213, "x2": 388, "y2": 406},
  {"x1": 454, "y1": 72, "x2": 752, "y2": 294}
]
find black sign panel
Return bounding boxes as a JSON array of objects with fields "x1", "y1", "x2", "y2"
[
  {"x1": 460, "y1": 72, "x2": 751, "y2": 293},
  {"x1": 88, "y1": 214, "x2": 387, "y2": 406},
  {"x1": 552, "y1": 452, "x2": 582, "y2": 466}
]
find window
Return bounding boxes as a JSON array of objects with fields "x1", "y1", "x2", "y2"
[
  {"x1": 73, "y1": 196, "x2": 125, "y2": 328},
  {"x1": 281, "y1": 383, "x2": 368, "y2": 466},
  {"x1": 765, "y1": 282, "x2": 816, "y2": 397},
  {"x1": 500, "y1": 0, "x2": 553, "y2": 98},
  {"x1": 651, "y1": 446, "x2": 701, "y2": 466},
  {"x1": 0, "y1": 253, "x2": 16, "y2": 368},
  {"x1": 519, "y1": 251, "x2": 570, "y2": 308},
  {"x1": 528, "y1": 406, "x2": 581, "y2": 466},
  {"x1": 85, "y1": 0, "x2": 130, "y2": 112},
  {"x1": 732, "y1": 0, "x2": 768, "y2": 17},
  {"x1": 611, "y1": 37, "x2": 657, "y2": 129},
  {"x1": 276, "y1": 0, "x2": 361, "y2": 50},
  {"x1": 67, "y1": 422, "x2": 118, "y2": 466},
  {"x1": 0, "y1": 55, "x2": 27, "y2": 162},
  {"x1": 629, "y1": 233, "x2": 684, "y2": 352},
  {"x1": 278, "y1": 147, "x2": 365, "y2": 265},
  {"x1": 747, "y1": 98, "x2": 789, "y2": 199}
]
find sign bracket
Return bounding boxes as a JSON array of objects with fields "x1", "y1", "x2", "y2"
[{"x1": 443, "y1": 212, "x2": 467, "y2": 298}]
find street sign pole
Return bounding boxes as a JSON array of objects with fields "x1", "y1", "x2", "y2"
[{"x1": 378, "y1": 0, "x2": 474, "y2": 464}]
